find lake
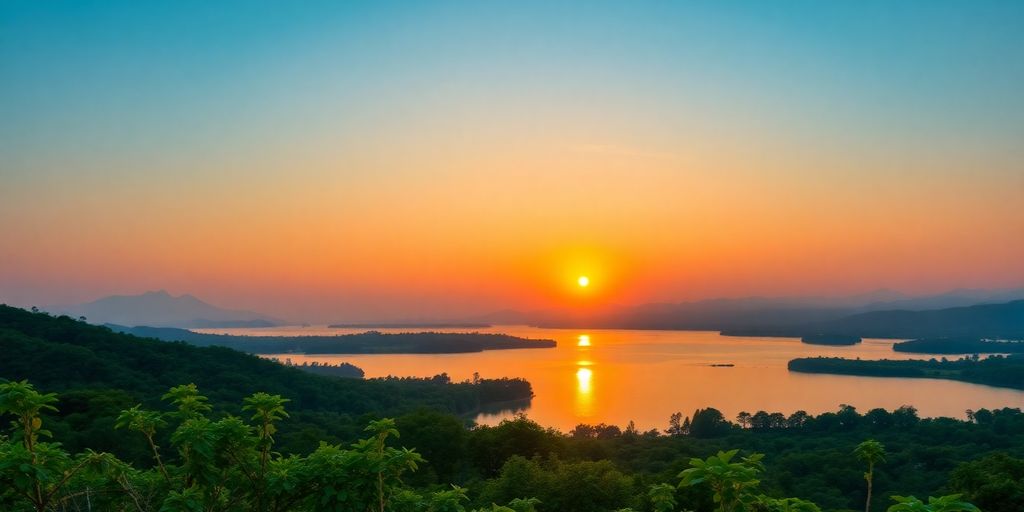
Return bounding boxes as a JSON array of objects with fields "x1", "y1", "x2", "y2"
[{"x1": 196, "y1": 325, "x2": 1024, "y2": 431}]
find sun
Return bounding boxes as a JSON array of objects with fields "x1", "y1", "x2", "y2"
[{"x1": 577, "y1": 275, "x2": 590, "y2": 287}]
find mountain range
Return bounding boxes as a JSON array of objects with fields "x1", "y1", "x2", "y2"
[
  {"x1": 42, "y1": 286, "x2": 1024, "y2": 334},
  {"x1": 48, "y1": 290, "x2": 282, "y2": 328},
  {"x1": 721, "y1": 299, "x2": 1024, "y2": 340}
]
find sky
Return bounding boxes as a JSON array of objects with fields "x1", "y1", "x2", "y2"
[{"x1": 1, "y1": 1, "x2": 1023, "y2": 322}]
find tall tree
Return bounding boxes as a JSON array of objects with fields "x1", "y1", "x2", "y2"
[{"x1": 854, "y1": 439, "x2": 886, "y2": 512}]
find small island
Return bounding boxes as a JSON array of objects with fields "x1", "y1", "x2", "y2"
[
  {"x1": 800, "y1": 334, "x2": 862, "y2": 346},
  {"x1": 274, "y1": 358, "x2": 366, "y2": 378},
  {"x1": 788, "y1": 355, "x2": 1024, "y2": 390}
]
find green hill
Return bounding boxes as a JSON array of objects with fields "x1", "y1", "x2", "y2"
[{"x1": 0, "y1": 305, "x2": 531, "y2": 458}]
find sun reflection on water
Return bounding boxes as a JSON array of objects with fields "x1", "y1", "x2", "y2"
[
  {"x1": 575, "y1": 365, "x2": 594, "y2": 417},
  {"x1": 577, "y1": 334, "x2": 591, "y2": 347}
]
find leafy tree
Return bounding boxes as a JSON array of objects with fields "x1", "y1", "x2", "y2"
[
  {"x1": 678, "y1": 450, "x2": 765, "y2": 512},
  {"x1": 667, "y1": 412, "x2": 684, "y2": 436},
  {"x1": 948, "y1": 452, "x2": 1024, "y2": 512},
  {"x1": 753, "y1": 495, "x2": 821, "y2": 512},
  {"x1": 736, "y1": 412, "x2": 752, "y2": 429},
  {"x1": 886, "y1": 494, "x2": 978, "y2": 512},
  {"x1": 854, "y1": 440, "x2": 886, "y2": 512},
  {"x1": 648, "y1": 483, "x2": 677, "y2": 512},
  {"x1": 115, "y1": 404, "x2": 170, "y2": 481},
  {"x1": 0, "y1": 380, "x2": 124, "y2": 512},
  {"x1": 689, "y1": 408, "x2": 731, "y2": 438}
]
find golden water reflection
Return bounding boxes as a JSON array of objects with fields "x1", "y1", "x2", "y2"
[
  {"x1": 232, "y1": 326, "x2": 1024, "y2": 431},
  {"x1": 575, "y1": 366, "x2": 594, "y2": 417},
  {"x1": 577, "y1": 334, "x2": 591, "y2": 347}
]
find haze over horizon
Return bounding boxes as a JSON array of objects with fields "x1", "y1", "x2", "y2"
[{"x1": 3, "y1": 1, "x2": 1023, "y2": 322}]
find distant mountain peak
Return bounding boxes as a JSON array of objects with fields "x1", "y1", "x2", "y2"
[{"x1": 50, "y1": 290, "x2": 282, "y2": 329}]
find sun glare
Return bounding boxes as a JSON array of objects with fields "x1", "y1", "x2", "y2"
[
  {"x1": 576, "y1": 367, "x2": 593, "y2": 394},
  {"x1": 577, "y1": 334, "x2": 591, "y2": 347},
  {"x1": 577, "y1": 275, "x2": 590, "y2": 287}
]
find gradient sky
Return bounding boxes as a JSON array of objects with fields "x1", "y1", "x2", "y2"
[{"x1": 2, "y1": 1, "x2": 1023, "y2": 322}]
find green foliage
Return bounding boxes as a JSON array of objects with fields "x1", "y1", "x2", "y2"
[
  {"x1": 0, "y1": 304, "x2": 536, "y2": 462},
  {"x1": 855, "y1": 439, "x2": 887, "y2": 512},
  {"x1": 0, "y1": 380, "x2": 58, "y2": 446},
  {"x1": 477, "y1": 455, "x2": 637, "y2": 512},
  {"x1": 948, "y1": 453, "x2": 1024, "y2": 512},
  {"x1": 679, "y1": 450, "x2": 765, "y2": 512},
  {"x1": 886, "y1": 494, "x2": 979, "y2": 512},
  {"x1": 752, "y1": 496, "x2": 821, "y2": 512},
  {"x1": 789, "y1": 355, "x2": 1024, "y2": 390},
  {"x1": 0, "y1": 381, "x2": 986, "y2": 512},
  {"x1": 648, "y1": 483, "x2": 677, "y2": 512},
  {"x1": 0, "y1": 307, "x2": 1000, "y2": 512}
]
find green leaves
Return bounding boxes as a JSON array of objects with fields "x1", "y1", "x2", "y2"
[
  {"x1": 0, "y1": 380, "x2": 58, "y2": 446},
  {"x1": 755, "y1": 495, "x2": 822, "y2": 512},
  {"x1": 648, "y1": 483, "x2": 677, "y2": 512},
  {"x1": 679, "y1": 450, "x2": 765, "y2": 511},
  {"x1": 0, "y1": 380, "x2": 58, "y2": 419},
  {"x1": 887, "y1": 494, "x2": 980, "y2": 512},
  {"x1": 162, "y1": 384, "x2": 212, "y2": 420},
  {"x1": 854, "y1": 439, "x2": 887, "y2": 467},
  {"x1": 0, "y1": 379, "x2": 985, "y2": 512},
  {"x1": 243, "y1": 392, "x2": 290, "y2": 437},
  {"x1": 115, "y1": 404, "x2": 167, "y2": 436}
]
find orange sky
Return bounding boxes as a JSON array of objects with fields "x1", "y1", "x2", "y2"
[{"x1": 2, "y1": 2, "x2": 1023, "y2": 321}]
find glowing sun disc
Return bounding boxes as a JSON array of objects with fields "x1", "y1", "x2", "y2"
[{"x1": 577, "y1": 275, "x2": 590, "y2": 287}]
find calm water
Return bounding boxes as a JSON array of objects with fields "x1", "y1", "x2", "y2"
[{"x1": 196, "y1": 325, "x2": 1024, "y2": 431}]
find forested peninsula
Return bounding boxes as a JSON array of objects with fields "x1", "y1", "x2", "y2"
[
  {"x1": 788, "y1": 355, "x2": 1024, "y2": 390},
  {"x1": 110, "y1": 324, "x2": 557, "y2": 354},
  {"x1": 893, "y1": 336, "x2": 1024, "y2": 354}
]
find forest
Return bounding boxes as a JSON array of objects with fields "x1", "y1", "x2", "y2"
[
  {"x1": 893, "y1": 337, "x2": 1024, "y2": 354},
  {"x1": 800, "y1": 335, "x2": 862, "y2": 346},
  {"x1": 788, "y1": 356, "x2": 1024, "y2": 390},
  {"x1": 2, "y1": 305, "x2": 1018, "y2": 511}
]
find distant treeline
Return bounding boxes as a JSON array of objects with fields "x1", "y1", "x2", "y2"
[
  {"x1": 374, "y1": 373, "x2": 534, "y2": 405},
  {"x1": 275, "y1": 358, "x2": 366, "y2": 378},
  {"x1": 788, "y1": 355, "x2": 1024, "y2": 390},
  {"x1": 110, "y1": 324, "x2": 557, "y2": 354},
  {"x1": 329, "y1": 322, "x2": 491, "y2": 329},
  {"x1": 894, "y1": 336, "x2": 1024, "y2": 354},
  {"x1": 800, "y1": 334, "x2": 862, "y2": 345}
]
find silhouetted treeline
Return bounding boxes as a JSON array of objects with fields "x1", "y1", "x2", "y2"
[
  {"x1": 894, "y1": 336, "x2": 1024, "y2": 354},
  {"x1": 275, "y1": 357, "x2": 366, "y2": 378},
  {"x1": 800, "y1": 333, "x2": 862, "y2": 345},
  {"x1": 110, "y1": 324, "x2": 557, "y2": 353},
  {"x1": 328, "y1": 322, "x2": 491, "y2": 329},
  {"x1": 789, "y1": 355, "x2": 1024, "y2": 389}
]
